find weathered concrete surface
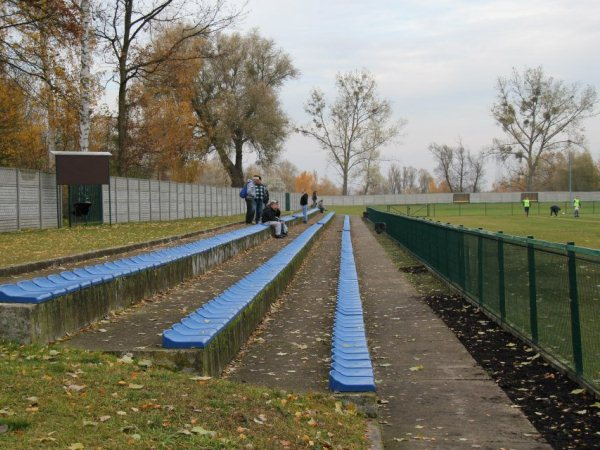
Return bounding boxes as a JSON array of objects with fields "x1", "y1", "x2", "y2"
[
  {"x1": 226, "y1": 214, "x2": 342, "y2": 391},
  {"x1": 351, "y1": 217, "x2": 550, "y2": 449},
  {"x1": 63, "y1": 215, "x2": 330, "y2": 375},
  {"x1": 1, "y1": 213, "x2": 316, "y2": 344}
]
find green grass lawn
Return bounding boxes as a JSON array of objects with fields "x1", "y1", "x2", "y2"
[
  {"x1": 0, "y1": 343, "x2": 367, "y2": 449},
  {"x1": 0, "y1": 215, "x2": 244, "y2": 269},
  {"x1": 373, "y1": 203, "x2": 600, "y2": 249},
  {"x1": 433, "y1": 215, "x2": 600, "y2": 249}
]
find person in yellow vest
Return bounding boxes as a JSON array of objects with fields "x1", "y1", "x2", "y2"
[
  {"x1": 522, "y1": 197, "x2": 531, "y2": 217},
  {"x1": 573, "y1": 196, "x2": 581, "y2": 217}
]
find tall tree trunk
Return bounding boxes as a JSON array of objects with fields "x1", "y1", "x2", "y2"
[
  {"x1": 116, "y1": 1, "x2": 133, "y2": 176},
  {"x1": 46, "y1": 101, "x2": 56, "y2": 169},
  {"x1": 215, "y1": 143, "x2": 244, "y2": 187},
  {"x1": 79, "y1": 0, "x2": 92, "y2": 152},
  {"x1": 342, "y1": 171, "x2": 349, "y2": 195},
  {"x1": 117, "y1": 76, "x2": 128, "y2": 175}
]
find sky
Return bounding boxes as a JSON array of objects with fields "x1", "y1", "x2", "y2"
[{"x1": 224, "y1": 0, "x2": 600, "y2": 190}]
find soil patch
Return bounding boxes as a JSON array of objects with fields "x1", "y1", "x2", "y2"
[
  {"x1": 398, "y1": 264, "x2": 428, "y2": 274},
  {"x1": 423, "y1": 293, "x2": 600, "y2": 450}
]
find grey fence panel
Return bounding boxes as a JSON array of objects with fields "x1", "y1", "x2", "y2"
[
  {"x1": 16, "y1": 170, "x2": 40, "y2": 229},
  {"x1": 127, "y1": 178, "x2": 139, "y2": 222},
  {"x1": 40, "y1": 172, "x2": 58, "y2": 228},
  {"x1": 208, "y1": 186, "x2": 215, "y2": 216},
  {"x1": 115, "y1": 177, "x2": 128, "y2": 223},
  {"x1": 0, "y1": 168, "x2": 18, "y2": 232},
  {"x1": 139, "y1": 180, "x2": 151, "y2": 222}
]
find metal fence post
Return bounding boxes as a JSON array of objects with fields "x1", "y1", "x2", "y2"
[
  {"x1": 566, "y1": 242, "x2": 584, "y2": 376},
  {"x1": 527, "y1": 236, "x2": 539, "y2": 344},
  {"x1": 15, "y1": 168, "x2": 20, "y2": 230},
  {"x1": 497, "y1": 232, "x2": 506, "y2": 321},
  {"x1": 477, "y1": 230, "x2": 484, "y2": 306},
  {"x1": 38, "y1": 171, "x2": 43, "y2": 228},
  {"x1": 458, "y1": 226, "x2": 465, "y2": 289},
  {"x1": 127, "y1": 178, "x2": 131, "y2": 222},
  {"x1": 138, "y1": 179, "x2": 141, "y2": 222}
]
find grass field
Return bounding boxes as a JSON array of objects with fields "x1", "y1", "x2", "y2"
[{"x1": 372, "y1": 203, "x2": 600, "y2": 250}]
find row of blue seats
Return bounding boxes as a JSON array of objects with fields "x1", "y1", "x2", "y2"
[
  {"x1": 0, "y1": 210, "x2": 318, "y2": 305},
  {"x1": 329, "y1": 215, "x2": 376, "y2": 392},
  {"x1": 163, "y1": 211, "x2": 335, "y2": 349}
]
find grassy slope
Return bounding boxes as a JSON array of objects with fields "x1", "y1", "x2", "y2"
[
  {"x1": 0, "y1": 344, "x2": 367, "y2": 449},
  {"x1": 0, "y1": 215, "x2": 244, "y2": 268}
]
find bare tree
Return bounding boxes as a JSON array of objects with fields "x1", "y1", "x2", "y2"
[
  {"x1": 491, "y1": 66, "x2": 597, "y2": 190},
  {"x1": 192, "y1": 30, "x2": 298, "y2": 187},
  {"x1": 95, "y1": 0, "x2": 239, "y2": 175},
  {"x1": 401, "y1": 166, "x2": 417, "y2": 193},
  {"x1": 429, "y1": 143, "x2": 455, "y2": 191},
  {"x1": 468, "y1": 151, "x2": 485, "y2": 192},
  {"x1": 298, "y1": 69, "x2": 404, "y2": 195},
  {"x1": 360, "y1": 147, "x2": 381, "y2": 195},
  {"x1": 417, "y1": 168, "x2": 433, "y2": 193},
  {"x1": 430, "y1": 141, "x2": 485, "y2": 192},
  {"x1": 387, "y1": 163, "x2": 402, "y2": 194}
]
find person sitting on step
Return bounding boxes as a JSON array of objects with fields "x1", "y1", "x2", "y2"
[{"x1": 261, "y1": 200, "x2": 287, "y2": 238}]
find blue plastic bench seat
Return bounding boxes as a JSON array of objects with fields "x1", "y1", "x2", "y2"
[
  {"x1": 47, "y1": 274, "x2": 92, "y2": 289},
  {"x1": 329, "y1": 370, "x2": 376, "y2": 392},
  {"x1": 0, "y1": 284, "x2": 54, "y2": 303},
  {"x1": 329, "y1": 215, "x2": 376, "y2": 393},
  {"x1": 31, "y1": 277, "x2": 81, "y2": 294},
  {"x1": 162, "y1": 329, "x2": 212, "y2": 348},
  {"x1": 172, "y1": 323, "x2": 219, "y2": 336},
  {"x1": 332, "y1": 357, "x2": 373, "y2": 369},
  {"x1": 17, "y1": 280, "x2": 68, "y2": 297}
]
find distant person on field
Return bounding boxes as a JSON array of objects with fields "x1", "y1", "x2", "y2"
[
  {"x1": 254, "y1": 176, "x2": 267, "y2": 224},
  {"x1": 318, "y1": 199, "x2": 326, "y2": 213},
  {"x1": 550, "y1": 204, "x2": 561, "y2": 216},
  {"x1": 243, "y1": 177, "x2": 257, "y2": 224},
  {"x1": 300, "y1": 189, "x2": 309, "y2": 223},
  {"x1": 573, "y1": 196, "x2": 581, "y2": 218},
  {"x1": 522, "y1": 197, "x2": 531, "y2": 217},
  {"x1": 311, "y1": 190, "x2": 318, "y2": 208},
  {"x1": 261, "y1": 200, "x2": 287, "y2": 238}
]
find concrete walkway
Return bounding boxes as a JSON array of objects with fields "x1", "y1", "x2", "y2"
[{"x1": 351, "y1": 217, "x2": 549, "y2": 449}]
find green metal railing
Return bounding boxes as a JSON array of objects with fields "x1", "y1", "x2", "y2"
[{"x1": 368, "y1": 207, "x2": 600, "y2": 394}]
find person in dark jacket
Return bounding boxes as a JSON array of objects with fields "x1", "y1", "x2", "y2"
[
  {"x1": 254, "y1": 176, "x2": 267, "y2": 224},
  {"x1": 300, "y1": 190, "x2": 309, "y2": 223},
  {"x1": 261, "y1": 200, "x2": 286, "y2": 238},
  {"x1": 550, "y1": 204, "x2": 561, "y2": 216},
  {"x1": 311, "y1": 191, "x2": 318, "y2": 208}
]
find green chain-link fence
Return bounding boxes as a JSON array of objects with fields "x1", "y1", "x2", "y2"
[{"x1": 367, "y1": 207, "x2": 600, "y2": 394}]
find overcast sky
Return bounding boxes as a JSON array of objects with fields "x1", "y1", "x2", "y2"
[{"x1": 227, "y1": 0, "x2": 600, "y2": 190}]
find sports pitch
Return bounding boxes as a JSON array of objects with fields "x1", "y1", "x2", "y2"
[{"x1": 374, "y1": 203, "x2": 600, "y2": 250}]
